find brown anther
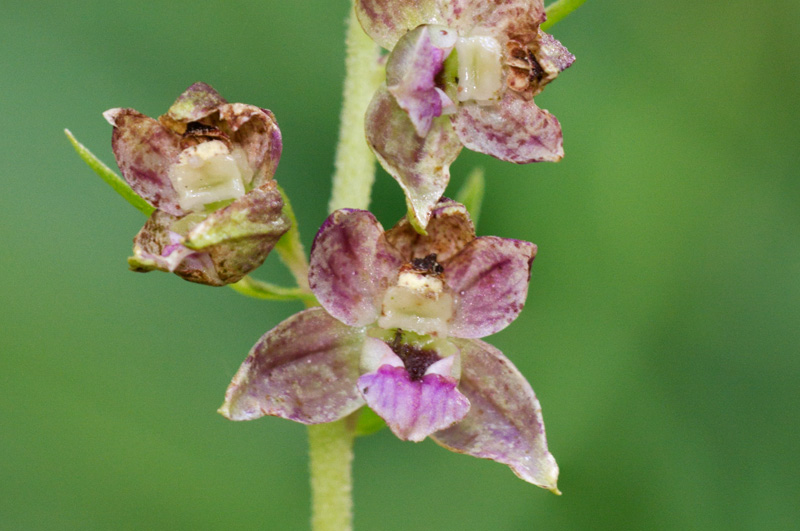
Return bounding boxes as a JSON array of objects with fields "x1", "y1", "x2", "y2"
[{"x1": 411, "y1": 253, "x2": 444, "y2": 276}]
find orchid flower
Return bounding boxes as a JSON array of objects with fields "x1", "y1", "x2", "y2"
[
  {"x1": 357, "y1": 0, "x2": 575, "y2": 228},
  {"x1": 104, "y1": 82, "x2": 289, "y2": 285},
  {"x1": 219, "y1": 199, "x2": 559, "y2": 491}
]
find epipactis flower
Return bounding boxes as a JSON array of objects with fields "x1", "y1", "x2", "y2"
[
  {"x1": 219, "y1": 199, "x2": 559, "y2": 490},
  {"x1": 104, "y1": 82, "x2": 289, "y2": 285},
  {"x1": 357, "y1": 0, "x2": 575, "y2": 228}
]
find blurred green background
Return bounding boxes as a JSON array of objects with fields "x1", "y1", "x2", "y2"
[{"x1": 3, "y1": 1, "x2": 798, "y2": 529}]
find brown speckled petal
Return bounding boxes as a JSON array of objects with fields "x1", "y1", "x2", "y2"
[
  {"x1": 185, "y1": 180, "x2": 290, "y2": 284},
  {"x1": 309, "y1": 209, "x2": 404, "y2": 327},
  {"x1": 441, "y1": 0, "x2": 545, "y2": 42},
  {"x1": 217, "y1": 103, "x2": 282, "y2": 187},
  {"x1": 432, "y1": 338, "x2": 559, "y2": 491},
  {"x1": 355, "y1": 0, "x2": 438, "y2": 50},
  {"x1": 219, "y1": 308, "x2": 366, "y2": 424},
  {"x1": 165, "y1": 82, "x2": 228, "y2": 123},
  {"x1": 129, "y1": 209, "x2": 223, "y2": 286},
  {"x1": 385, "y1": 198, "x2": 476, "y2": 262},
  {"x1": 104, "y1": 108, "x2": 184, "y2": 215},
  {"x1": 366, "y1": 86, "x2": 462, "y2": 229},
  {"x1": 445, "y1": 236, "x2": 536, "y2": 338},
  {"x1": 453, "y1": 91, "x2": 564, "y2": 163}
]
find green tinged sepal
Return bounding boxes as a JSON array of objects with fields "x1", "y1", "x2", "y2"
[{"x1": 64, "y1": 129, "x2": 155, "y2": 216}]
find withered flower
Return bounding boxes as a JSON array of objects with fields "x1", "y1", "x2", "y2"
[{"x1": 104, "y1": 82, "x2": 288, "y2": 285}]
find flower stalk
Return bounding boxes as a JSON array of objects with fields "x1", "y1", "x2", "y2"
[
  {"x1": 308, "y1": 418, "x2": 356, "y2": 531},
  {"x1": 542, "y1": 0, "x2": 587, "y2": 30},
  {"x1": 328, "y1": 2, "x2": 384, "y2": 212}
]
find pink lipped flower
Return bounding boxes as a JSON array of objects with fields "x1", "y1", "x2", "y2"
[
  {"x1": 357, "y1": 0, "x2": 575, "y2": 228},
  {"x1": 219, "y1": 199, "x2": 559, "y2": 491}
]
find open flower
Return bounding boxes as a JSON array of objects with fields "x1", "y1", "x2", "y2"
[
  {"x1": 357, "y1": 0, "x2": 574, "y2": 228},
  {"x1": 104, "y1": 82, "x2": 289, "y2": 285},
  {"x1": 219, "y1": 199, "x2": 559, "y2": 490}
]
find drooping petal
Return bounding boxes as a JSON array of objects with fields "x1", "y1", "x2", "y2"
[
  {"x1": 385, "y1": 198, "x2": 475, "y2": 262},
  {"x1": 446, "y1": 236, "x2": 536, "y2": 338},
  {"x1": 216, "y1": 103, "x2": 282, "y2": 187},
  {"x1": 309, "y1": 209, "x2": 404, "y2": 327},
  {"x1": 164, "y1": 82, "x2": 228, "y2": 124},
  {"x1": 129, "y1": 209, "x2": 223, "y2": 285},
  {"x1": 432, "y1": 338, "x2": 559, "y2": 491},
  {"x1": 436, "y1": 0, "x2": 545, "y2": 42},
  {"x1": 366, "y1": 86, "x2": 462, "y2": 228},
  {"x1": 452, "y1": 91, "x2": 564, "y2": 163},
  {"x1": 104, "y1": 108, "x2": 184, "y2": 215},
  {"x1": 358, "y1": 364, "x2": 469, "y2": 442},
  {"x1": 219, "y1": 308, "x2": 366, "y2": 423},
  {"x1": 355, "y1": 0, "x2": 439, "y2": 50},
  {"x1": 185, "y1": 180, "x2": 290, "y2": 284},
  {"x1": 387, "y1": 25, "x2": 456, "y2": 137}
]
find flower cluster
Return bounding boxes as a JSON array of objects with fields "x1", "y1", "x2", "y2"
[
  {"x1": 105, "y1": 82, "x2": 288, "y2": 285},
  {"x1": 357, "y1": 0, "x2": 574, "y2": 227},
  {"x1": 94, "y1": 0, "x2": 573, "y2": 497},
  {"x1": 219, "y1": 199, "x2": 559, "y2": 490}
]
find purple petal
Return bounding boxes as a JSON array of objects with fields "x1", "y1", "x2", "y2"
[
  {"x1": 452, "y1": 91, "x2": 564, "y2": 163},
  {"x1": 309, "y1": 209, "x2": 404, "y2": 327},
  {"x1": 165, "y1": 82, "x2": 227, "y2": 123},
  {"x1": 387, "y1": 25, "x2": 455, "y2": 137},
  {"x1": 104, "y1": 108, "x2": 184, "y2": 215},
  {"x1": 536, "y1": 31, "x2": 575, "y2": 77},
  {"x1": 219, "y1": 308, "x2": 366, "y2": 423},
  {"x1": 366, "y1": 86, "x2": 462, "y2": 228},
  {"x1": 440, "y1": 0, "x2": 545, "y2": 41},
  {"x1": 385, "y1": 198, "x2": 476, "y2": 262},
  {"x1": 358, "y1": 364, "x2": 469, "y2": 442},
  {"x1": 355, "y1": 0, "x2": 437, "y2": 50},
  {"x1": 216, "y1": 103, "x2": 282, "y2": 187},
  {"x1": 185, "y1": 180, "x2": 290, "y2": 284},
  {"x1": 445, "y1": 236, "x2": 536, "y2": 338},
  {"x1": 129, "y1": 210, "x2": 223, "y2": 285},
  {"x1": 432, "y1": 338, "x2": 559, "y2": 491}
]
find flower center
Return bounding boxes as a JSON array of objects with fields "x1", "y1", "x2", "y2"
[
  {"x1": 455, "y1": 35, "x2": 503, "y2": 103},
  {"x1": 378, "y1": 254, "x2": 453, "y2": 336},
  {"x1": 387, "y1": 330, "x2": 442, "y2": 381},
  {"x1": 168, "y1": 140, "x2": 251, "y2": 212}
]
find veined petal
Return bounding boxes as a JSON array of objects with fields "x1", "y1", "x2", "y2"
[
  {"x1": 104, "y1": 108, "x2": 184, "y2": 215},
  {"x1": 185, "y1": 180, "x2": 290, "y2": 284},
  {"x1": 387, "y1": 25, "x2": 455, "y2": 137},
  {"x1": 358, "y1": 364, "x2": 469, "y2": 442},
  {"x1": 129, "y1": 210, "x2": 223, "y2": 285},
  {"x1": 165, "y1": 82, "x2": 227, "y2": 123},
  {"x1": 355, "y1": 0, "x2": 439, "y2": 50},
  {"x1": 309, "y1": 209, "x2": 404, "y2": 327},
  {"x1": 432, "y1": 338, "x2": 559, "y2": 491},
  {"x1": 219, "y1": 308, "x2": 366, "y2": 424},
  {"x1": 446, "y1": 236, "x2": 536, "y2": 338},
  {"x1": 453, "y1": 91, "x2": 564, "y2": 163},
  {"x1": 385, "y1": 198, "x2": 475, "y2": 263},
  {"x1": 366, "y1": 86, "x2": 462, "y2": 229},
  {"x1": 217, "y1": 103, "x2": 282, "y2": 187},
  {"x1": 439, "y1": 0, "x2": 545, "y2": 41}
]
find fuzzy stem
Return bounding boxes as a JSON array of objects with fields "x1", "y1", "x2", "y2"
[
  {"x1": 308, "y1": 418, "x2": 356, "y2": 531},
  {"x1": 306, "y1": 3, "x2": 381, "y2": 530},
  {"x1": 328, "y1": 2, "x2": 384, "y2": 212}
]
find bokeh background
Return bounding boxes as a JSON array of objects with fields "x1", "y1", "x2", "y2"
[{"x1": 3, "y1": 1, "x2": 798, "y2": 529}]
